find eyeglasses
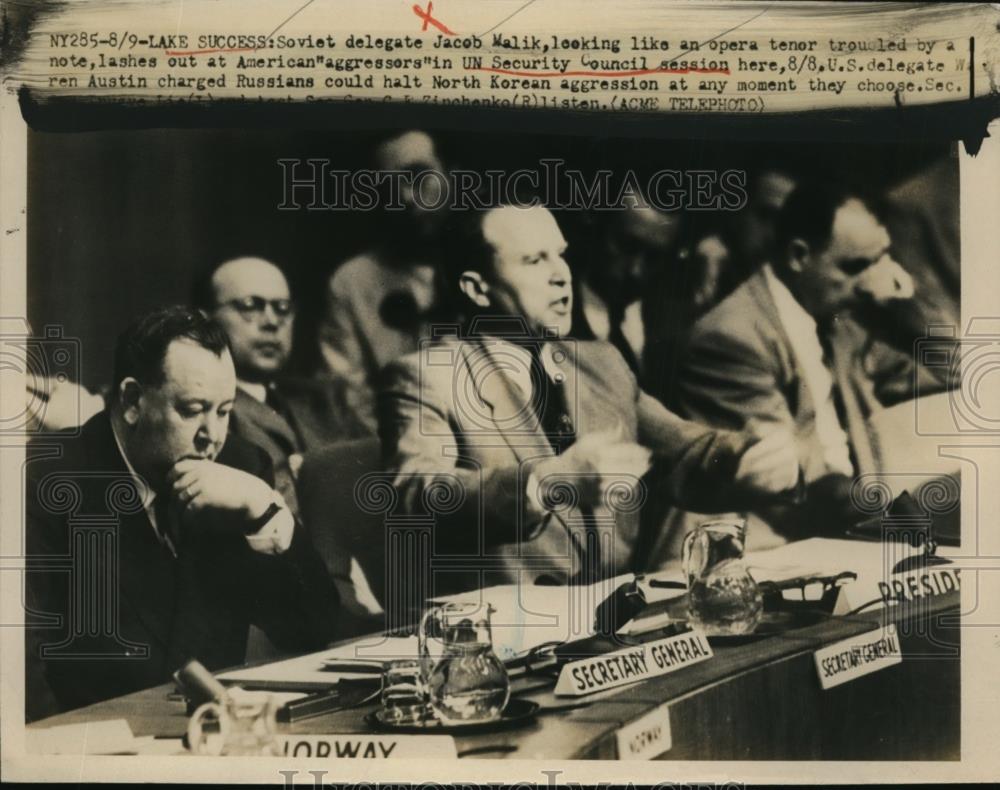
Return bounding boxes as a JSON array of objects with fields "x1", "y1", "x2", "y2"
[{"x1": 219, "y1": 296, "x2": 295, "y2": 322}]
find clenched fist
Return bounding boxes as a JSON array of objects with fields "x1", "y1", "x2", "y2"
[{"x1": 734, "y1": 428, "x2": 800, "y2": 495}]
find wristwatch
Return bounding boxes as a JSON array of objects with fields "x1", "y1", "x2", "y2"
[{"x1": 242, "y1": 500, "x2": 283, "y2": 535}]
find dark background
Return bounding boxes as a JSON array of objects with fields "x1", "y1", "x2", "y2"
[{"x1": 27, "y1": 126, "x2": 953, "y2": 390}]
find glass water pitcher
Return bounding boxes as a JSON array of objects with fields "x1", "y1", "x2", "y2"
[
  {"x1": 682, "y1": 518, "x2": 764, "y2": 636},
  {"x1": 419, "y1": 602, "x2": 510, "y2": 724}
]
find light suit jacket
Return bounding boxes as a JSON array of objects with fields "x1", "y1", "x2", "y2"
[
  {"x1": 676, "y1": 268, "x2": 949, "y2": 484},
  {"x1": 377, "y1": 331, "x2": 761, "y2": 594}
]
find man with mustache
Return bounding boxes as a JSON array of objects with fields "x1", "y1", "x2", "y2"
[
  {"x1": 377, "y1": 203, "x2": 802, "y2": 594},
  {"x1": 194, "y1": 256, "x2": 366, "y2": 515},
  {"x1": 24, "y1": 307, "x2": 338, "y2": 718}
]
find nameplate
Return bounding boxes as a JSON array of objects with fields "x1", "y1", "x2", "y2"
[
  {"x1": 835, "y1": 566, "x2": 961, "y2": 614},
  {"x1": 814, "y1": 625, "x2": 902, "y2": 690},
  {"x1": 615, "y1": 703, "x2": 672, "y2": 760},
  {"x1": 280, "y1": 734, "x2": 457, "y2": 759},
  {"x1": 554, "y1": 630, "x2": 712, "y2": 697}
]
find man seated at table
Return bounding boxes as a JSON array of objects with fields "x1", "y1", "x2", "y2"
[
  {"x1": 24, "y1": 307, "x2": 339, "y2": 719},
  {"x1": 377, "y1": 203, "x2": 802, "y2": 594},
  {"x1": 192, "y1": 255, "x2": 367, "y2": 515},
  {"x1": 674, "y1": 181, "x2": 957, "y2": 537}
]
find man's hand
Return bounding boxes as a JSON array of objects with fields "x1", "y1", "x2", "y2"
[
  {"x1": 735, "y1": 428, "x2": 800, "y2": 495},
  {"x1": 855, "y1": 258, "x2": 915, "y2": 305},
  {"x1": 167, "y1": 459, "x2": 275, "y2": 522},
  {"x1": 533, "y1": 432, "x2": 652, "y2": 510}
]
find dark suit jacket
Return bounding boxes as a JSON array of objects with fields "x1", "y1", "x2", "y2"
[
  {"x1": 378, "y1": 333, "x2": 760, "y2": 593},
  {"x1": 24, "y1": 412, "x2": 339, "y2": 719},
  {"x1": 229, "y1": 379, "x2": 370, "y2": 516},
  {"x1": 232, "y1": 378, "x2": 369, "y2": 456}
]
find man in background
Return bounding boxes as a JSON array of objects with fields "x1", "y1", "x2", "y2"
[
  {"x1": 574, "y1": 198, "x2": 681, "y2": 381},
  {"x1": 193, "y1": 256, "x2": 366, "y2": 514},
  {"x1": 317, "y1": 130, "x2": 449, "y2": 433}
]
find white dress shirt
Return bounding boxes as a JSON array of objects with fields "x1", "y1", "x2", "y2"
[
  {"x1": 110, "y1": 419, "x2": 294, "y2": 557},
  {"x1": 579, "y1": 282, "x2": 645, "y2": 364},
  {"x1": 763, "y1": 264, "x2": 854, "y2": 477}
]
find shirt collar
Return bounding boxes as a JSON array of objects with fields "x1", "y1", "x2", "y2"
[
  {"x1": 237, "y1": 380, "x2": 267, "y2": 403},
  {"x1": 763, "y1": 263, "x2": 819, "y2": 336},
  {"x1": 109, "y1": 418, "x2": 156, "y2": 511}
]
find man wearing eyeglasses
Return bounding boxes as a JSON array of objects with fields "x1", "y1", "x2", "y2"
[{"x1": 193, "y1": 257, "x2": 366, "y2": 514}]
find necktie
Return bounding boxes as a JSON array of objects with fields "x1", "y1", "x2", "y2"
[
  {"x1": 529, "y1": 347, "x2": 575, "y2": 455},
  {"x1": 819, "y1": 320, "x2": 877, "y2": 476},
  {"x1": 153, "y1": 494, "x2": 181, "y2": 555},
  {"x1": 528, "y1": 347, "x2": 602, "y2": 582},
  {"x1": 266, "y1": 384, "x2": 304, "y2": 451},
  {"x1": 607, "y1": 304, "x2": 640, "y2": 375}
]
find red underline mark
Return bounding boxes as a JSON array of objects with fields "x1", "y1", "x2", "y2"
[
  {"x1": 164, "y1": 47, "x2": 255, "y2": 56},
  {"x1": 470, "y1": 66, "x2": 731, "y2": 78},
  {"x1": 413, "y1": 1, "x2": 456, "y2": 35}
]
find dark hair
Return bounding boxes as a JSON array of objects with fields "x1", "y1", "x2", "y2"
[
  {"x1": 189, "y1": 267, "x2": 218, "y2": 313},
  {"x1": 112, "y1": 306, "x2": 230, "y2": 395},
  {"x1": 774, "y1": 181, "x2": 882, "y2": 258},
  {"x1": 441, "y1": 208, "x2": 496, "y2": 288}
]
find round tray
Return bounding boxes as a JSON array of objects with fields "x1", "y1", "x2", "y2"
[
  {"x1": 367, "y1": 698, "x2": 539, "y2": 734},
  {"x1": 705, "y1": 608, "x2": 830, "y2": 644}
]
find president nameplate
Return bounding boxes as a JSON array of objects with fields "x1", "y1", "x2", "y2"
[{"x1": 554, "y1": 630, "x2": 713, "y2": 697}]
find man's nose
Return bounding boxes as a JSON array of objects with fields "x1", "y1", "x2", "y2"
[
  {"x1": 548, "y1": 256, "x2": 572, "y2": 288},
  {"x1": 259, "y1": 303, "x2": 283, "y2": 328},
  {"x1": 196, "y1": 413, "x2": 227, "y2": 448}
]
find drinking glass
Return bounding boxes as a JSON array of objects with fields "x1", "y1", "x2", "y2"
[{"x1": 380, "y1": 659, "x2": 431, "y2": 726}]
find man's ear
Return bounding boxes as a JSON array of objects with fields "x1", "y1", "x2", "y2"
[
  {"x1": 786, "y1": 239, "x2": 810, "y2": 274},
  {"x1": 118, "y1": 378, "x2": 143, "y2": 426},
  {"x1": 458, "y1": 270, "x2": 491, "y2": 308}
]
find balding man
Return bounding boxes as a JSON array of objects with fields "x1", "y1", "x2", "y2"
[
  {"x1": 317, "y1": 130, "x2": 449, "y2": 433},
  {"x1": 193, "y1": 257, "x2": 365, "y2": 513},
  {"x1": 378, "y1": 204, "x2": 801, "y2": 593}
]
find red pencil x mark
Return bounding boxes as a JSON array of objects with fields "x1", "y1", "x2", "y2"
[{"x1": 413, "y1": 2, "x2": 456, "y2": 35}]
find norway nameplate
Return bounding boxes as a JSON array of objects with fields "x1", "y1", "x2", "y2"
[{"x1": 280, "y1": 734, "x2": 457, "y2": 759}]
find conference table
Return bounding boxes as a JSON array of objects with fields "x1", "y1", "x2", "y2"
[{"x1": 29, "y1": 582, "x2": 960, "y2": 760}]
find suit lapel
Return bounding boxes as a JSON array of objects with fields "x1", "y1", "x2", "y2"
[
  {"x1": 459, "y1": 338, "x2": 554, "y2": 464},
  {"x1": 746, "y1": 268, "x2": 794, "y2": 358},
  {"x1": 234, "y1": 389, "x2": 299, "y2": 455},
  {"x1": 86, "y1": 415, "x2": 175, "y2": 653},
  {"x1": 747, "y1": 268, "x2": 818, "y2": 426},
  {"x1": 460, "y1": 338, "x2": 602, "y2": 581}
]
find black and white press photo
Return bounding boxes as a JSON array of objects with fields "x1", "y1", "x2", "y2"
[{"x1": 2, "y1": 0, "x2": 999, "y2": 785}]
